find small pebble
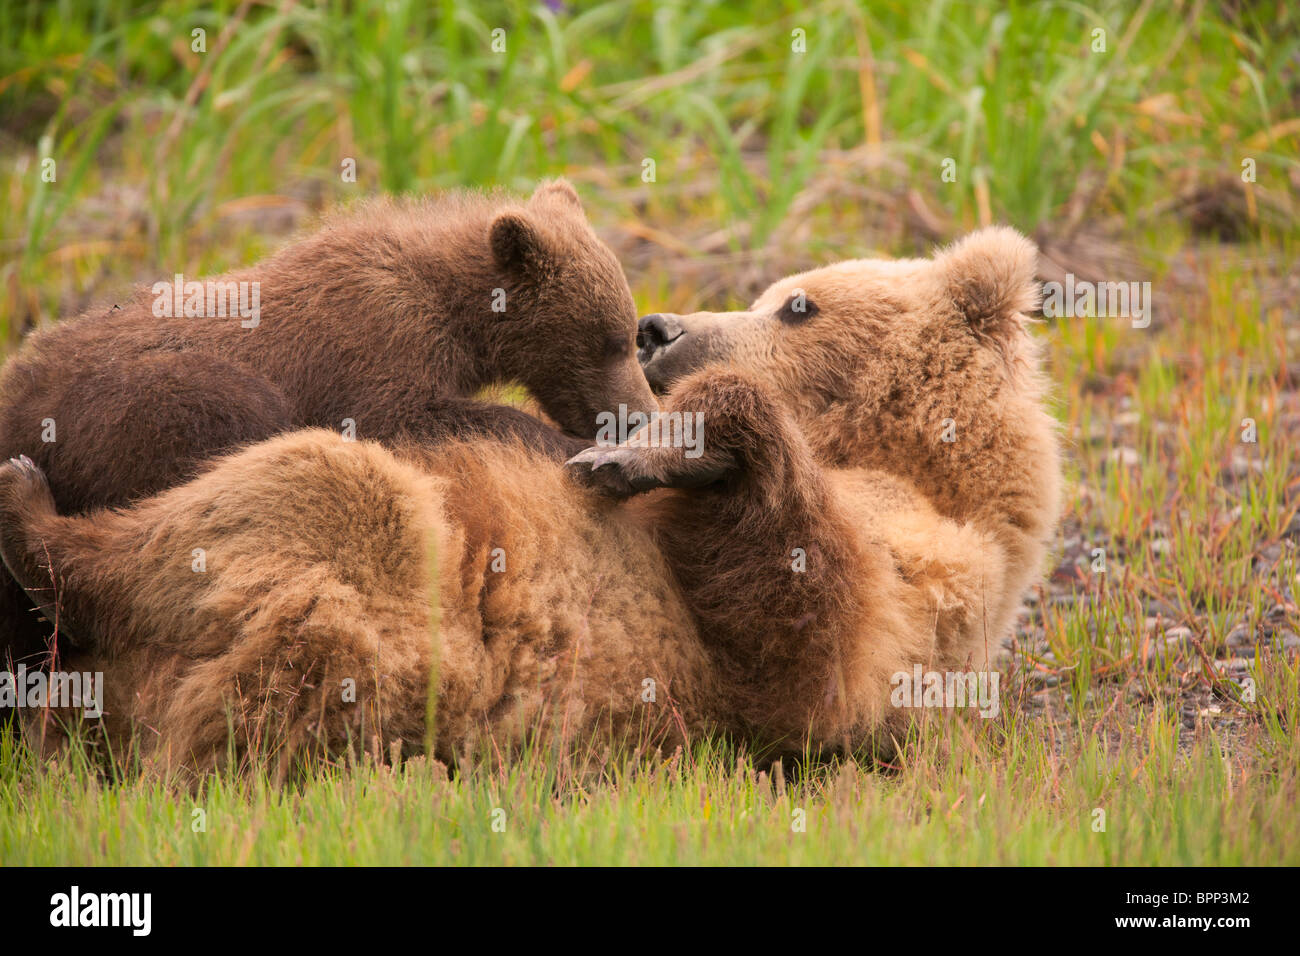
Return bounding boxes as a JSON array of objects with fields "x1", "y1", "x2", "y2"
[
  {"x1": 1226, "y1": 624, "x2": 1254, "y2": 647},
  {"x1": 1109, "y1": 446, "x2": 1139, "y2": 467}
]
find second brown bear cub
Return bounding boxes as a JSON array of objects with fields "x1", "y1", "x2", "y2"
[{"x1": 0, "y1": 179, "x2": 656, "y2": 664}]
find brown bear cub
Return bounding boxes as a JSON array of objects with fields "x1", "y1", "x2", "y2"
[
  {"x1": 0, "y1": 227, "x2": 1062, "y2": 779},
  {"x1": 0, "y1": 179, "x2": 656, "y2": 666}
]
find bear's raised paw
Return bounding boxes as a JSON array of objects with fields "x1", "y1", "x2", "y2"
[{"x1": 565, "y1": 446, "x2": 666, "y2": 498}]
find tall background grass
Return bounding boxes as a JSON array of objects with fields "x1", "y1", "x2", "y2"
[{"x1": 2, "y1": 0, "x2": 1297, "y2": 338}]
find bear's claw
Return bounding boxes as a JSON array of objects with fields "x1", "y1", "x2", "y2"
[
  {"x1": 9, "y1": 454, "x2": 40, "y2": 480},
  {"x1": 2, "y1": 455, "x2": 46, "y2": 493},
  {"x1": 565, "y1": 445, "x2": 661, "y2": 499},
  {"x1": 0, "y1": 456, "x2": 55, "y2": 522}
]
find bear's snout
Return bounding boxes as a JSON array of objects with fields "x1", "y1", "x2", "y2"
[{"x1": 637, "y1": 313, "x2": 684, "y2": 363}]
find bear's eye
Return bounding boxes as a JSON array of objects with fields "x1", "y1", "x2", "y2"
[{"x1": 776, "y1": 293, "x2": 819, "y2": 325}]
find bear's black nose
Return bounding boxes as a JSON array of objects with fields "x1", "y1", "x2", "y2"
[{"x1": 637, "y1": 313, "x2": 684, "y2": 358}]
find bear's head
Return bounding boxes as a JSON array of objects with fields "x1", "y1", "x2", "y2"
[
  {"x1": 636, "y1": 227, "x2": 1058, "y2": 533},
  {"x1": 638, "y1": 228, "x2": 1041, "y2": 449},
  {"x1": 487, "y1": 180, "x2": 657, "y2": 437}
]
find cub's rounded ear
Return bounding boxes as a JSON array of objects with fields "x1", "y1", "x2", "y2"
[
  {"x1": 530, "y1": 178, "x2": 584, "y2": 213},
  {"x1": 939, "y1": 226, "x2": 1039, "y2": 339},
  {"x1": 490, "y1": 210, "x2": 550, "y2": 274}
]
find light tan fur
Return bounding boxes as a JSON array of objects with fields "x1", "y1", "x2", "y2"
[
  {"x1": 0, "y1": 228, "x2": 1062, "y2": 778},
  {"x1": 636, "y1": 226, "x2": 1062, "y2": 651}
]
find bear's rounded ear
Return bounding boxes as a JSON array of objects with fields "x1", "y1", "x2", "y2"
[
  {"x1": 490, "y1": 210, "x2": 550, "y2": 275},
  {"x1": 530, "y1": 178, "x2": 584, "y2": 213},
  {"x1": 939, "y1": 226, "x2": 1039, "y2": 339}
]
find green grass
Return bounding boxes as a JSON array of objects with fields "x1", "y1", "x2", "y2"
[
  {"x1": 3, "y1": 0, "x2": 1297, "y2": 339},
  {"x1": 3, "y1": 695, "x2": 1297, "y2": 865},
  {"x1": 1, "y1": 0, "x2": 1298, "y2": 864}
]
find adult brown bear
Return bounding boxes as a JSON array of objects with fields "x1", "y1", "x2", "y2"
[
  {"x1": 0, "y1": 180, "x2": 656, "y2": 668},
  {"x1": 0, "y1": 228, "x2": 1062, "y2": 778}
]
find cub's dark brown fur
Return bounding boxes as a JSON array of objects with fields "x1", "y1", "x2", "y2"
[{"x1": 0, "y1": 180, "x2": 655, "y2": 666}]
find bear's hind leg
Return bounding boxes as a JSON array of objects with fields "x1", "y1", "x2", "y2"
[
  {"x1": 0, "y1": 350, "x2": 295, "y2": 663},
  {"x1": 154, "y1": 572, "x2": 436, "y2": 781}
]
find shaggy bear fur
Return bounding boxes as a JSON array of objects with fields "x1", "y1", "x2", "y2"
[
  {"x1": 0, "y1": 227, "x2": 1061, "y2": 778},
  {"x1": 634, "y1": 225, "x2": 1062, "y2": 655},
  {"x1": 0, "y1": 180, "x2": 656, "y2": 668}
]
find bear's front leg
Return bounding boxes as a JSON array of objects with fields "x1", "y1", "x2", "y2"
[
  {"x1": 564, "y1": 369, "x2": 802, "y2": 504},
  {"x1": 340, "y1": 392, "x2": 588, "y2": 461},
  {"x1": 564, "y1": 438, "x2": 736, "y2": 497},
  {"x1": 566, "y1": 370, "x2": 879, "y2": 752}
]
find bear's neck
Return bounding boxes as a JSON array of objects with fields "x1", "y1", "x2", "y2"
[{"x1": 804, "y1": 373, "x2": 1061, "y2": 552}]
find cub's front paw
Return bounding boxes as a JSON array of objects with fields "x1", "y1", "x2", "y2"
[{"x1": 564, "y1": 446, "x2": 665, "y2": 499}]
